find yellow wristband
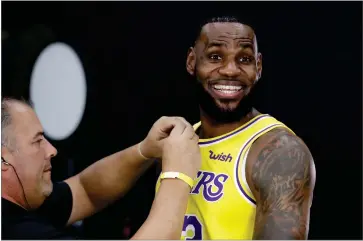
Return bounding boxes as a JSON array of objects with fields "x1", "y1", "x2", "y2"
[{"x1": 160, "y1": 172, "x2": 194, "y2": 189}]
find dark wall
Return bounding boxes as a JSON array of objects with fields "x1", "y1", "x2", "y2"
[{"x1": 2, "y1": 2, "x2": 362, "y2": 239}]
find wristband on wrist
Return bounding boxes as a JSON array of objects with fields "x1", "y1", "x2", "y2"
[
  {"x1": 138, "y1": 142, "x2": 149, "y2": 160},
  {"x1": 160, "y1": 171, "x2": 194, "y2": 189}
]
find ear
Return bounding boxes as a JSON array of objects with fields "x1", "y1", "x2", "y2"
[
  {"x1": 2, "y1": 161, "x2": 11, "y2": 171},
  {"x1": 186, "y1": 47, "x2": 196, "y2": 76},
  {"x1": 1, "y1": 146, "x2": 12, "y2": 171},
  {"x1": 256, "y1": 53, "x2": 263, "y2": 82}
]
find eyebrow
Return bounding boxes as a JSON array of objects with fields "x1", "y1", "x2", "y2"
[
  {"x1": 206, "y1": 41, "x2": 227, "y2": 49},
  {"x1": 205, "y1": 41, "x2": 255, "y2": 51},
  {"x1": 33, "y1": 131, "x2": 44, "y2": 140},
  {"x1": 239, "y1": 42, "x2": 254, "y2": 51}
]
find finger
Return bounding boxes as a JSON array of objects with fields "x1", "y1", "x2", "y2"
[
  {"x1": 172, "y1": 117, "x2": 196, "y2": 139},
  {"x1": 174, "y1": 117, "x2": 191, "y2": 127},
  {"x1": 182, "y1": 123, "x2": 196, "y2": 139},
  {"x1": 169, "y1": 119, "x2": 187, "y2": 137},
  {"x1": 155, "y1": 116, "x2": 177, "y2": 136},
  {"x1": 191, "y1": 132, "x2": 199, "y2": 142}
]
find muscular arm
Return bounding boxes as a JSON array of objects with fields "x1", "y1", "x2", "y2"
[
  {"x1": 247, "y1": 129, "x2": 316, "y2": 240},
  {"x1": 64, "y1": 143, "x2": 154, "y2": 225}
]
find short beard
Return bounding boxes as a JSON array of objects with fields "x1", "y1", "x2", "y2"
[
  {"x1": 42, "y1": 182, "x2": 53, "y2": 197},
  {"x1": 193, "y1": 78, "x2": 255, "y2": 124}
]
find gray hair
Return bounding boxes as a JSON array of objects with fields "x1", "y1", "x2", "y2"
[{"x1": 1, "y1": 97, "x2": 31, "y2": 150}]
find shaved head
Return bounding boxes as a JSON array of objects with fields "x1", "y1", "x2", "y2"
[
  {"x1": 193, "y1": 16, "x2": 259, "y2": 53},
  {"x1": 197, "y1": 22, "x2": 258, "y2": 55}
]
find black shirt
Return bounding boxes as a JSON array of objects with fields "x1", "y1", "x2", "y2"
[{"x1": 2, "y1": 182, "x2": 76, "y2": 239}]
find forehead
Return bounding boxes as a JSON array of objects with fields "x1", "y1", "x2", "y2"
[
  {"x1": 10, "y1": 103, "x2": 43, "y2": 137},
  {"x1": 198, "y1": 22, "x2": 255, "y2": 45}
]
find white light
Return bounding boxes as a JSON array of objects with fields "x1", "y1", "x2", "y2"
[{"x1": 30, "y1": 42, "x2": 87, "y2": 141}]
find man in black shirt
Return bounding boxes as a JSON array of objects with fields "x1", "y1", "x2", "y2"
[
  {"x1": 1, "y1": 97, "x2": 201, "y2": 239},
  {"x1": 2, "y1": 182, "x2": 74, "y2": 239}
]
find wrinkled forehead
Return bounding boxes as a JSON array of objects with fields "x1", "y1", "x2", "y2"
[{"x1": 197, "y1": 22, "x2": 256, "y2": 48}]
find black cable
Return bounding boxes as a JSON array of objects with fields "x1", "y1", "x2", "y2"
[{"x1": 2, "y1": 157, "x2": 31, "y2": 209}]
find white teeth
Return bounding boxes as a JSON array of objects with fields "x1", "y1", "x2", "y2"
[
  {"x1": 213, "y1": 85, "x2": 242, "y2": 91},
  {"x1": 219, "y1": 90, "x2": 237, "y2": 94}
]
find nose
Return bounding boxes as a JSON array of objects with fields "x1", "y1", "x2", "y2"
[
  {"x1": 45, "y1": 139, "x2": 58, "y2": 159},
  {"x1": 218, "y1": 61, "x2": 241, "y2": 78}
]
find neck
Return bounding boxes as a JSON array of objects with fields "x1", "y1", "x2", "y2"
[
  {"x1": 198, "y1": 108, "x2": 260, "y2": 139},
  {"x1": 2, "y1": 179, "x2": 28, "y2": 210}
]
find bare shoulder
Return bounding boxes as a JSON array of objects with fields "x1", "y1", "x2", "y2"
[
  {"x1": 245, "y1": 127, "x2": 316, "y2": 239},
  {"x1": 246, "y1": 127, "x2": 315, "y2": 194}
]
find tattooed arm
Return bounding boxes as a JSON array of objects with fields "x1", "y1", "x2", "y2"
[{"x1": 246, "y1": 128, "x2": 316, "y2": 240}]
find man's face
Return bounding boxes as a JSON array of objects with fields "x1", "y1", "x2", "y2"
[
  {"x1": 186, "y1": 22, "x2": 262, "y2": 123},
  {"x1": 3, "y1": 103, "x2": 57, "y2": 208}
]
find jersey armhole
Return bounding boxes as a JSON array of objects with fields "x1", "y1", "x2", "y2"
[
  {"x1": 240, "y1": 123, "x2": 293, "y2": 204},
  {"x1": 238, "y1": 123, "x2": 289, "y2": 204},
  {"x1": 241, "y1": 145, "x2": 256, "y2": 201}
]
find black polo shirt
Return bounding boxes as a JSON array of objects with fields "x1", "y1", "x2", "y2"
[{"x1": 2, "y1": 182, "x2": 76, "y2": 239}]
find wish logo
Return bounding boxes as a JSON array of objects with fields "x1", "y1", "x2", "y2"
[
  {"x1": 191, "y1": 171, "x2": 229, "y2": 202},
  {"x1": 209, "y1": 150, "x2": 233, "y2": 162}
]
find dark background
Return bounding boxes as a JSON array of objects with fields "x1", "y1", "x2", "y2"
[{"x1": 2, "y1": 1, "x2": 362, "y2": 239}]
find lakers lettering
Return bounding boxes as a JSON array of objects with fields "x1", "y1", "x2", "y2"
[{"x1": 191, "y1": 171, "x2": 229, "y2": 202}]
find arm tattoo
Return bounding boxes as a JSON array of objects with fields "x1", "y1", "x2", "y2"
[{"x1": 252, "y1": 129, "x2": 313, "y2": 240}]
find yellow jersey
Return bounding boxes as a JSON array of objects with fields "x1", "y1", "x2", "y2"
[{"x1": 155, "y1": 114, "x2": 294, "y2": 240}]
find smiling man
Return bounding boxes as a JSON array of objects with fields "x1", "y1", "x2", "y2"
[{"x1": 156, "y1": 16, "x2": 316, "y2": 240}]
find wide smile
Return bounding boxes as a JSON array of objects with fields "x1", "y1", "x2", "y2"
[{"x1": 209, "y1": 83, "x2": 246, "y2": 99}]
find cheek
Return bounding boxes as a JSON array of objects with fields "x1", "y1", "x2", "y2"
[
  {"x1": 26, "y1": 163, "x2": 44, "y2": 180},
  {"x1": 196, "y1": 55, "x2": 217, "y2": 78},
  {"x1": 195, "y1": 65, "x2": 216, "y2": 85},
  {"x1": 22, "y1": 153, "x2": 45, "y2": 175},
  {"x1": 243, "y1": 65, "x2": 258, "y2": 83},
  {"x1": 14, "y1": 150, "x2": 45, "y2": 181},
  {"x1": 16, "y1": 163, "x2": 42, "y2": 192}
]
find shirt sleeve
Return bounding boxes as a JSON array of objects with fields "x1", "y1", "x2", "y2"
[{"x1": 36, "y1": 181, "x2": 73, "y2": 227}]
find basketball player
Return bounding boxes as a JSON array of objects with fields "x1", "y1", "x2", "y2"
[
  {"x1": 2, "y1": 97, "x2": 201, "y2": 239},
  {"x1": 156, "y1": 16, "x2": 316, "y2": 239}
]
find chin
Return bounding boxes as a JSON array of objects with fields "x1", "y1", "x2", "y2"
[
  {"x1": 42, "y1": 182, "x2": 53, "y2": 197},
  {"x1": 215, "y1": 100, "x2": 240, "y2": 111},
  {"x1": 195, "y1": 79, "x2": 254, "y2": 123}
]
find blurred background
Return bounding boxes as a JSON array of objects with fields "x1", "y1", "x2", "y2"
[{"x1": 2, "y1": 1, "x2": 362, "y2": 239}]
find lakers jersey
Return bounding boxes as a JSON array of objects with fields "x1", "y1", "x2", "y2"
[{"x1": 155, "y1": 114, "x2": 294, "y2": 240}]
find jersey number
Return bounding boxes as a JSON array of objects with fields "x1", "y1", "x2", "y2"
[{"x1": 182, "y1": 215, "x2": 203, "y2": 240}]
